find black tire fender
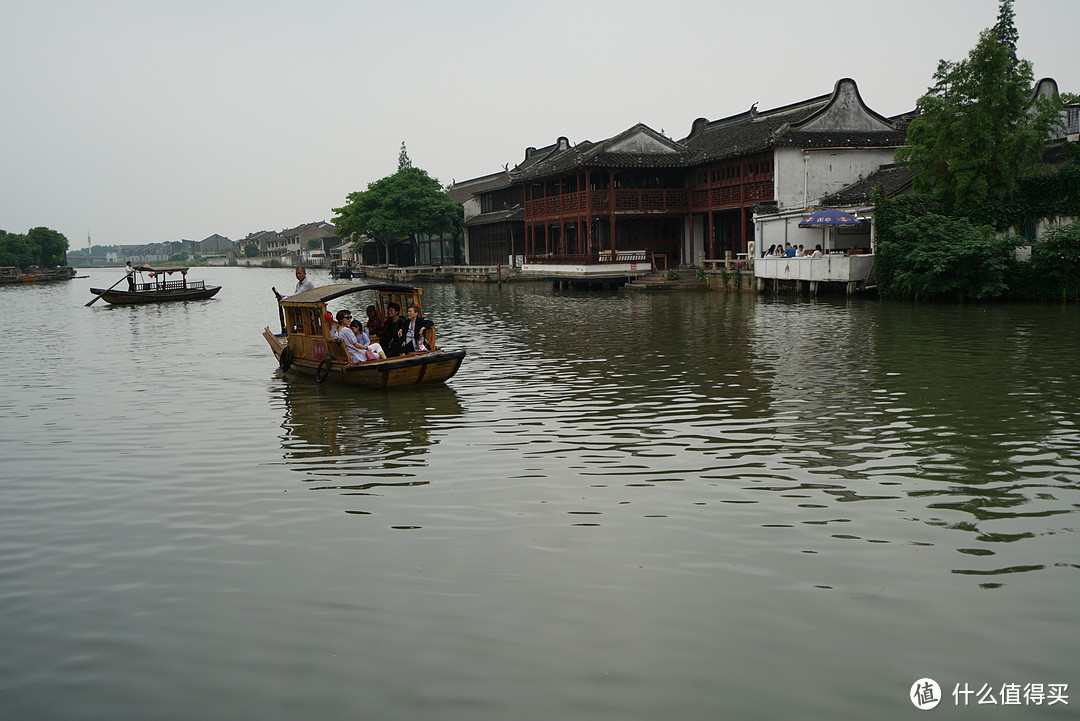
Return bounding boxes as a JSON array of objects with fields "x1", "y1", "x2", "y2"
[
  {"x1": 316, "y1": 357, "x2": 332, "y2": 383},
  {"x1": 279, "y1": 346, "x2": 293, "y2": 372}
]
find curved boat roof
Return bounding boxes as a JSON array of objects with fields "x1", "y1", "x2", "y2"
[
  {"x1": 283, "y1": 283, "x2": 421, "y2": 305},
  {"x1": 138, "y1": 264, "x2": 191, "y2": 274}
]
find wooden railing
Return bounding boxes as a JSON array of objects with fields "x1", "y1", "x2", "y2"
[
  {"x1": 525, "y1": 189, "x2": 689, "y2": 217},
  {"x1": 701, "y1": 251, "x2": 751, "y2": 271},
  {"x1": 524, "y1": 182, "x2": 774, "y2": 218},
  {"x1": 135, "y1": 279, "x2": 204, "y2": 292},
  {"x1": 524, "y1": 251, "x2": 651, "y2": 265}
]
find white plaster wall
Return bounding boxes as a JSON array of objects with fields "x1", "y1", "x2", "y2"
[
  {"x1": 461, "y1": 197, "x2": 481, "y2": 220},
  {"x1": 774, "y1": 147, "x2": 896, "y2": 211}
]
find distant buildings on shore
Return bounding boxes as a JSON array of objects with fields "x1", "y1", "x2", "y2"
[{"x1": 68, "y1": 222, "x2": 343, "y2": 267}]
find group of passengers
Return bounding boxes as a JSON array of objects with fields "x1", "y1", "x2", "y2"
[
  {"x1": 763, "y1": 243, "x2": 824, "y2": 259},
  {"x1": 330, "y1": 301, "x2": 434, "y2": 364}
]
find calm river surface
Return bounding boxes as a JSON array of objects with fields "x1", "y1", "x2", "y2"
[{"x1": 2, "y1": 266, "x2": 1078, "y2": 720}]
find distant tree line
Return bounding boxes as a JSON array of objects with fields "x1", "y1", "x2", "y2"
[{"x1": 0, "y1": 227, "x2": 70, "y2": 268}]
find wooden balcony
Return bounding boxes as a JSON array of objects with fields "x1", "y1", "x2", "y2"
[
  {"x1": 525, "y1": 189, "x2": 689, "y2": 219},
  {"x1": 524, "y1": 181, "x2": 773, "y2": 220}
]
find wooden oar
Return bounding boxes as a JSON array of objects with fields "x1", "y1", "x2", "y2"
[
  {"x1": 85, "y1": 273, "x2": 129, "y2": 306},
  {"x1": 273, "y1": 288, "x2": 286, "y2": 334}
]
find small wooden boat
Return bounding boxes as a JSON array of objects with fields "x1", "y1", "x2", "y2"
[
  {"x1": 262, "y1": 282, "x2": 465, "y2": 388},
  {"x1": 88, "y1": 265, "x2": 221, "y2": 304},
  {"x1": 329, "y1": 259, "x2": 360, "y2": 280}
]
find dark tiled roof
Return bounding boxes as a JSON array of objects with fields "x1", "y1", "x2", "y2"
[
  {"x1": 586, "y1": 150, "x2": 689, "y2": 168},
  {"x1": 447, "y1": 171, "x2": 511, "y2": 204},
  {"x1": 503, "y1": 80, "x2": 908, "y2": 182},
  {"x1": 462, "y1": 207, "x2": 524, "y2": 227},
  {"x1": 510, "y1": 125, "x2": 691, "y2": 181},
  {"x1": 681, "y1": 101, "x2": 827, "y2": 162},
  {"x1": 820, "y1": 164, "x2": 918, "y2": 206},
  {"x1": 1042, "y1": 140, "x2": 1079, "y2": 168},
  {"x1": 777, "y1": 129, "x2": 908, "y2": 149}
]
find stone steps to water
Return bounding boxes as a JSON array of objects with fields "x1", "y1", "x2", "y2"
[{"x1": 622, "y1": 270, "x2": 709, "y2": 292}]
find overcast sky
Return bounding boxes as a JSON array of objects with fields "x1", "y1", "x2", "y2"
[{"x1": 2, "y1": 0, "x2": 1076, "y2": 248}]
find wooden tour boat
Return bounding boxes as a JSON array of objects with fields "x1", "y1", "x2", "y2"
[
  {"x1": 88, "y1": 265, "x2": 221, "y2": 305},
  {"x1": 1, "y1": 266, "x2": 77, "y2": 284},
  {"x1": 263, "y1": 283, "x2": 466, "y2": 389}
]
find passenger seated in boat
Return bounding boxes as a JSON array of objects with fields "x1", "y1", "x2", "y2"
[
  {"x1": 335, "y1": 315, "x2": 379, "y2": 364},
  {"x1": 365, "y1": 305, "x2": 384, "y2": 335},
  {"x1": 333, "y1": 309, "x2": 353, "y2": 339},
  {"x1": 397, "y1": 303, "x2": 434, "y2": 354},
  {"x1": 351, "y1": 320, "x2": 386, "y2": 361},
  {"x1": 380, "y1": 302, "x2": 406, "y2": 356}
]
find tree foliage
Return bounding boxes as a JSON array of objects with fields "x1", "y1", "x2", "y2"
[
  {"x1": 332, "y1": 165, "x2": 461, "y2": 265},
  {"x1": 874, "y1": 195, "x2": 1020, "y2": 301},
  {"x1": 0, "y1": 226, "x2": 69, "y2": 267},
  {"x1": 1014, "y1": 221, "x2": 1080, "y2": 301},
  {"x1": 894, "y1": 0, "x2": 1063, "y2": 225}
]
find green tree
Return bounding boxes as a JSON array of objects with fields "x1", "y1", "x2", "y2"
[
  {"x1": 0, "y1": 227, "x2": 69, "y2": 267},
  {"x1": 1016, "y1": 221, "x2": 1080, "y2": 301},
  {"x1": 244, "y1": 242, "x2": 259, "y2": 258},
  {"x1": 26, "y1": 227, "x2": 69, "y2": 267},
  {"x1": 0, "y1": 230, "x2": 34, "y2": 267},
  {"x1": 333, "y1": 165, "x2": 461, "y2": 266},
  {"x1": 894, "y1": 0, "x2": 1063, "y2": 225},
  {"x1": 875, "y1": 198, "x2": 1021, "y2": 301}
]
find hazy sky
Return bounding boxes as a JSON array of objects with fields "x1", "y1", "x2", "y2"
[{"x1": 2, "y1": 0, "x2": 1077, "y2": 248}]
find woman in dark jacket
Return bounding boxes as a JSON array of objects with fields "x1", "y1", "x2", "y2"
[{"x1": 398, "y1": 303, "x2": 434, "y2": 354}]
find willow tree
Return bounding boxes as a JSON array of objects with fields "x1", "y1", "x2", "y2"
[{"x1": 895, "y1": 0, "x2": 1063, "y2": 224}]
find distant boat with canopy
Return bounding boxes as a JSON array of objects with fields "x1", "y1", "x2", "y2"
[{"x1": 87, "y1": 265, "x2": 221, "y2": 305}]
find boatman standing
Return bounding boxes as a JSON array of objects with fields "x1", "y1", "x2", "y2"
[
  {"x1": 294, "y1": 266, "x2": 314, "y2": 294},
  {"x1": 125, "y1": 261, "x2": 135, "y2": 290}
]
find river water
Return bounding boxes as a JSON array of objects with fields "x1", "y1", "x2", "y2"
[{"x1": 2, "y1": 266, "x2": 1078, "y2": 720}]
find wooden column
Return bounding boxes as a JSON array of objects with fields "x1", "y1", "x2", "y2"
[
  {"x1": 740, "y1": 207, "x2": 747, "y2": 254},
  {"x1": 707, "y1": 211, "x2": 715, "y2": 260},
  {"x1": 585, "y1": 170, "x2": 592, "y2": 256}
]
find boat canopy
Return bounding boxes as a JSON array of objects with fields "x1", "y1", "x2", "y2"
[
  {"x1": 283, "y1": 283, "x2": 422, "y2": 306},
  {"x1": 137, "y1": 264, "x2": 190, "y2": 274}
]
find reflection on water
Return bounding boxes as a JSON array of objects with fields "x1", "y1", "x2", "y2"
[
  {"x1": 273, "y1": 376, "x2": 464, "y2": 507},
  {"x1": 265, "y1": 283, "x2": 1080, "y2": 588},
  {"x1": 745, "y1": 297, "x2": 1080, "y2": 587}
]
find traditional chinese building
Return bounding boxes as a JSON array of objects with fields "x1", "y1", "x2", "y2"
[{"x1": 454, "y1": 78, "x2": 909, "y2": 269}]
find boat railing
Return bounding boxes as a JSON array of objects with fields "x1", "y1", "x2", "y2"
[{"x1": 135, "y1": 279, "x2": 205, "y2": 292}]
